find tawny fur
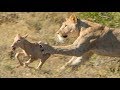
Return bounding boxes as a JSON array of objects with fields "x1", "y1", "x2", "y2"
[
  {"x1": 55, "y1": 14, "x2": 105, "y2": 70},
  {"x1": 39, "y1": 15, "x2": 120, "y2": 71}
]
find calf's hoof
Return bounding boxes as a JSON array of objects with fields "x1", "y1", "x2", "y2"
[
  {"x1": 23, "y1": 63, "x2": 28, "y2": 68},
  {"x1": 35, "y1": 67, "x2": 42, "y2": 70}
]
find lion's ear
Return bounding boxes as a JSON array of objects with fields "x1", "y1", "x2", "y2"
[{"x1": 69, "y1": 14, "x2": 77, "y2": 23}]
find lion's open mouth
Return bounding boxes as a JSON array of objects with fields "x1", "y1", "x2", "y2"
[{"x1": 62, "y1": 35, "x2": 68, "y2": 38}]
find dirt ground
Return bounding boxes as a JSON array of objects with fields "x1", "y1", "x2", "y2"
[{"x1": 0, "y1": 12, "x2": 120, "y2": 78}]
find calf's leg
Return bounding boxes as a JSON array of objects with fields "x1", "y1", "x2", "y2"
[
  {"x1": 36, "y1": 59, "x2": 47, "y2": 70},
  {"x1": 15, "y1": 52, "x2": 25, "y2": 67},
  {"x1": 24, "y1": 58, "x2": 34, "y2": 68}
]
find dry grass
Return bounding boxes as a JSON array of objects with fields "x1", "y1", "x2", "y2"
[{"x1": 0, "y1": 12, "x2": 120, "y2": 78}]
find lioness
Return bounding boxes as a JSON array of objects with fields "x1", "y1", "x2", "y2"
[
  {"x1": 55, "y1": 14, "x2": 105, "y2": 70},
  {"x1": 39, "y1": 25, "x2": 120, "y2": 71}
]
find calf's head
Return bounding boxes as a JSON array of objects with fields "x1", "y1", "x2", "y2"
[{"x1": 11, "y1": 34, "x2": 28, "y2": 51}]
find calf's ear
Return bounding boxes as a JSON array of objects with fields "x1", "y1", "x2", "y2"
[
  {"x1": 23, "y1": 34, "x2": 28, "y2": 38},
  {"x1": 16, "y1": 34, "x2": 21, "y2": 37}
]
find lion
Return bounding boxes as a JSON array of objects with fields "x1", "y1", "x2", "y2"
[
  {"x1": 38, "y1": 24, "x2": 120, "y2": 71},
  {"x1": 55, "y1": 14, "x2": 105, "y2": 70}
]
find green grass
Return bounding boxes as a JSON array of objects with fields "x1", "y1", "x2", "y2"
[
  {"x1": 0, "y1": 12, "x2": 120, "y2": 78},
  {"x1": 78, "y1": 12, "x2": 120, "y2": 28}
]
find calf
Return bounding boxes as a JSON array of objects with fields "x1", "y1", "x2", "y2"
[{"x1": 11, "y1": 34, "x2": 50, "y2": 69}]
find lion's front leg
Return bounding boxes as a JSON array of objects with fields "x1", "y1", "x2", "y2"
[
  {"x1": 60, "y1": 56, "x2": 78, "y2": 71},
  {"x1": 60, "y1": 51, "x2": 93, "y2": 71},
  {"x1": 71, "y1": 51, "x2": 93, "y2": 70}
]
